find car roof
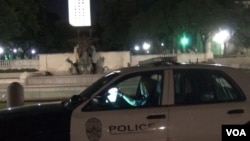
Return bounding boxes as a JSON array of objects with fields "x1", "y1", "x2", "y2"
[
  {"x1": 113, "y1": 56, "x2": 240, "y2": 74},
  {"x1": 116, "y1": 63, "x2": 237, "y2": 74}
]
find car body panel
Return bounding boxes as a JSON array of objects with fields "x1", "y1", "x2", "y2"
[
  {"x1": 0, "y1": 102, "x2": 71, "y2": 141},
  {"x1": 71, "y1": 107, "x2": 168, "y2": 141},
  {"x1": 166, "y1": 65, "x2": 250, "y2": 141},
  {"x1": 168, "y1": 102, "x2": 250, "y2": 141},
  {"x1": 0, "y1": 63, "x2": 249, "y2": 141}
]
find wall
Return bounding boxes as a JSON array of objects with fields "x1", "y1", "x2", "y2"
[
  {"x1": 131, "y1": 52, "x2": 214, "y2": 66},
  {"x1": 177, "y1": 52, "x2": 214, "y2": 63},
  {"x1": 39, "y1": 53, "x2": 76, "y2": 74},
  {"x1": 36, "y1": 51, "x2": 214, "y2": 73},
  {"x1": 100, "y1": 51, "x2": 130, "y2": 70},
  {"x1": 213, "y1": 56, "x2": 250, "y2": 69},
  {"x1": 131, "y1": 54, "x2": 176, "y2": 66},
  {"x1": 0, "y1": 51, "x2": 214, "y2": 73}
]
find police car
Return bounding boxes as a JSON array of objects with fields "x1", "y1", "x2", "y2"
[{"x1": 0, "y1": 59, "x2": 250, "y2": 141}]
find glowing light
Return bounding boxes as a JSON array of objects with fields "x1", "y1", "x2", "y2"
[
  {"x1": 213, "y1": 30, "x2": 230, "y2": 44},
  {"x1": 107, "y1": 87, "x2": 118, "y2": 102},
  {"x1": 68, "y1": 0, "x2": 91, "y2": 26},
  {"x1": 213, "y1": 30, "x2": 230, "y2": 55},
  {"x1": 13, "y1": 48, "x2": 17, "y2": 53},
  {"x1": 180, "y1": 35, "x2": 189, "y2": 47},
  {"x1": 31, "y1": 49, "x2": 36, "y2": 54},
  {"x1": 181, "y1": 38, "x2": 188, "y2": 45},
  {"x1": 143, "y1": 42, "x2": 151, "y2": 50},
  {"x1": 158, "y1": 126, "x2": 166, "y2": 130},
  {"x1": 105, "y1": 70, "x2": 121, "y2": 77},
  {"x1": 134, "y1": 45, "x2": 140, "y2": 51},
  {"x1": 214, "y1": 63, "x2": 223, "y2": 66},
  {"x1": 0, "y1": 47, "x2": 4, "y2": 54}
]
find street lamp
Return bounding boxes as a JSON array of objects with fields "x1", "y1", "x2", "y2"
[
  {"x1": 0, "y1": 47, "x2": 4, "y2": 60},
  {"x1": 31, "y1": 49, "x2": 36, "y2": 55},
  {"x1": 134, "y1": 45, "x2": 140, "y2": 51},
  {"x1": 213, "y1": 30, "x2": 230, "y2": 55},
  {"x1": 143, "y1": 42, "x2": 151, "y2": 50},
  {"x1": 0, "y1": 47, "x2": 4, "y2": 55},
  {"x1": 180, "y1": 34, "x2": 189, "y2": 52},
  {"x1": 13, "y1": 48, "x2": 17, "y2": 53},
  {"x1": 142, "y1": 42, "x2": 151, "y2": 54}
]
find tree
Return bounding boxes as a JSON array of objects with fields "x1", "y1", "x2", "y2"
[
  {"x1": 98, "y1": 0, "x2": 156, "y2": 51},
  {"x1": 97, "y1": 0, "x2": 243, "y2": 54},
  {"x1": 0, "y1": 0, "x2": 44, "y2": 43},
  {"x1": 130, "y1": 0, "x2": 240, "y2": 53},
  {"x1": 38, "y1": 17, "x2": 77, "y2": 53},
  {"x1": 0, "y1": 0, "x2": 77, "y2": 56},
  {"x1": 230, "y1": 5, "x2": 250, "y2": 53}
]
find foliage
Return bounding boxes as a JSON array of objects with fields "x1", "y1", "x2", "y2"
[
  {"x1": 0, "y1": 0, "x2": 44, "y2": 42},
  {"x1": 0, "y1": 0, "x2": 77, "y2": 55},
  {"x1": 97, "y1": 0, "x2": 153, "y2": 51},
  {"x1": 97, "y1": 0, "x2": 246, "y2": 53},
  {"x1": 38, "y1": 20, "x2": 77, "y2": 53},
  {"x1": 231, "y1": 8, "x2": 250, "y2": 49},
  {"x1": 0, "y1": 68, "x2": 38, "y2": 73}
]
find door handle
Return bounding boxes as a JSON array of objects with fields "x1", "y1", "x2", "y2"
[
  {"x1": 147, "y1": 114, "x2": 166, "y2": 119},
  {"x1": 227, "y1": 109, "x2": 244, "y2": 115}
]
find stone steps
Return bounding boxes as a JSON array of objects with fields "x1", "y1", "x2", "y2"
[
  {"x1": 0, "y1": 84, "x2": 88, "y2": 102},
  {"x1": 0, "y1": 73, "x2": 103, "y2": 102},
  {"x1": 0, "y1": 79, "x2": 21, "y2": 85}
]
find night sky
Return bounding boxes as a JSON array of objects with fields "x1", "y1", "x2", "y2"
[{"x1": 43, "y1": 0, "x2": 101, "y2": 24}]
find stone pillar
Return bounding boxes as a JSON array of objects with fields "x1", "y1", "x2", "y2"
[{"x1": 7, "y1": 82, "x2": 24, "y2": 108}]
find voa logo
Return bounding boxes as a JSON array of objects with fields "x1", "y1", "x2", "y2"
[{"x1": 226, "y1": 129, "x2": 246, "y2": 136}]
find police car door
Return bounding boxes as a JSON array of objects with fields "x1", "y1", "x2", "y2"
[
  {"x1": 70, "y1": 70, "x2": 169, "y2": 141},
  {"x1": 168, "y1": 69, "x2": 249, "y2": 141}
]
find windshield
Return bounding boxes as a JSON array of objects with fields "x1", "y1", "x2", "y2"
[{"x1": 79, "y1": 71, "x2": 120, "y2": 99}]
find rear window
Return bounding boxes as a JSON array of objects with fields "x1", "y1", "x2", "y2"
[{"x1": 174, "y1": 69, "x2": 246, "y2": 105}]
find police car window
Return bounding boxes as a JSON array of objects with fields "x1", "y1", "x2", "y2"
[
  {"x1": 174, "y1": 69, "x2": 245, "y2": 105},
  {"x1": 79, "y1": 71, "x2": 119, "y2": 98},
  {"x1": 117, "y1": 76, "x2": 141, "y2": 97},
  {"x1": 83, "y1": 71, "x2": 163, "y2": 111}
]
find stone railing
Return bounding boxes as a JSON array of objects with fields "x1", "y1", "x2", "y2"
[{"x1": 0, "y1": 59, "x2": 39, "y2": 70}]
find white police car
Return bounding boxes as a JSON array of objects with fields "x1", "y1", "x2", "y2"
[{"x1": 0, "y1": 60, "x2": 250, "y2": 141}]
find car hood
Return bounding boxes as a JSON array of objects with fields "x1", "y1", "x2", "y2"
[
  {"x1": 0, "y1": 102, "x2": 68, "y2": 118},
  {"x1": 0, "y1": 102, "x2": 72, "y2": 141}
]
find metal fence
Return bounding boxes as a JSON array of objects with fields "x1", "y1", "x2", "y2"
[{"x1": 0, "y1": 59, "x2": 39, "y2": 70}]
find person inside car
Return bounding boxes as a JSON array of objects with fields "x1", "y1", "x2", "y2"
[{"x1": 107, "y1": 75, "x2": 159, "y2": 107}]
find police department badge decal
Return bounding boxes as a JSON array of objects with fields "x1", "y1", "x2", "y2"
[{"x1": 85, "y1": 118, "x2": 102, "y2": 141}]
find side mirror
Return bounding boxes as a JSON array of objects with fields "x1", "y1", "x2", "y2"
[
  {"x1": 63, "y1": 95, "x2": 83, "y2": 109},
  {"x1": 69, "y1": 95, "x2": 83, "y2": 103}
]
